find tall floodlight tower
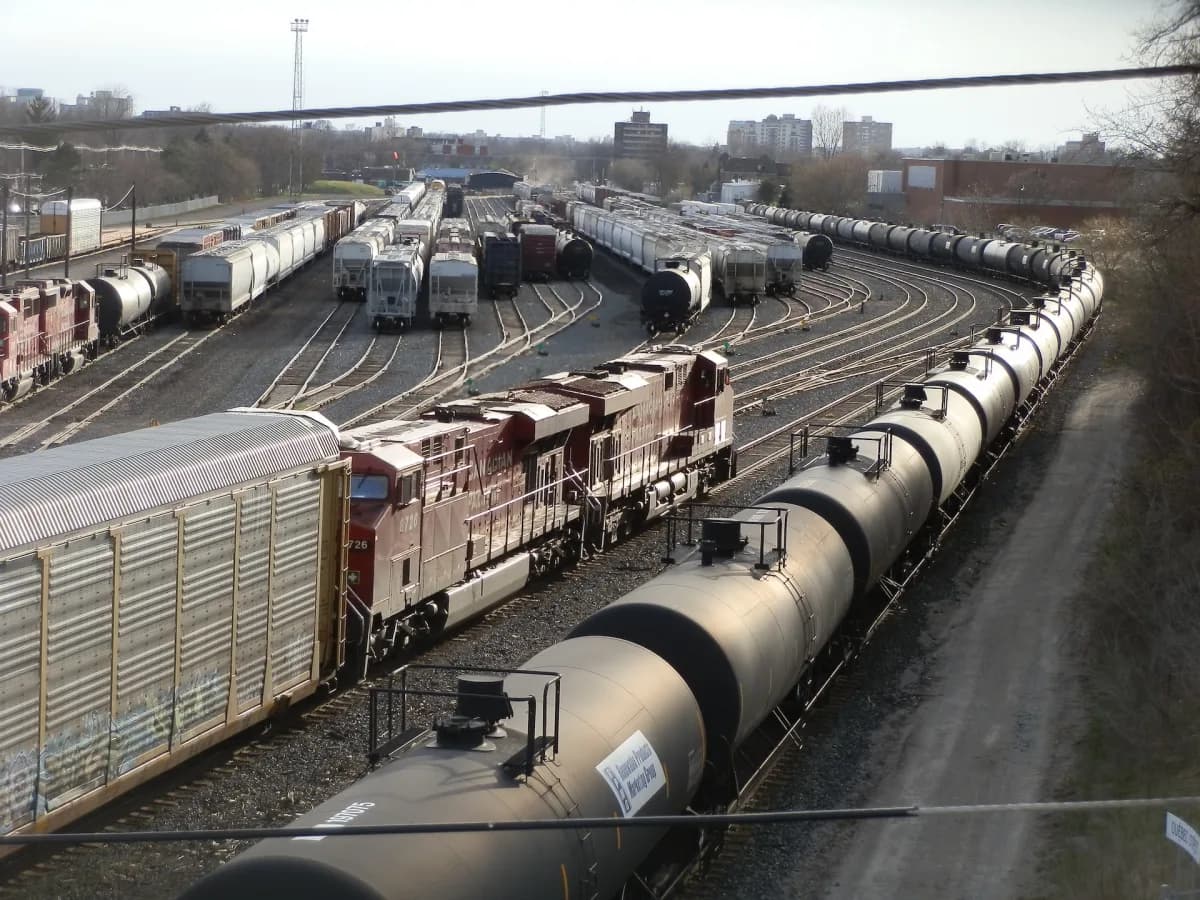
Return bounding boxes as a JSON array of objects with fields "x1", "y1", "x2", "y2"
[
  {"x1": 289, "y1": 17, "x2": 309, "y2": 196},
  {"x1": 539, "y1": 89, "x2": 548, "y2": 140}
]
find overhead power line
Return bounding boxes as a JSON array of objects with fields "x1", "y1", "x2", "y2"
[
  {"x1": 0, "y1": 66, "x2": 1194, "y2": 138},
  {"x1": 0, "y1": 142, "x2": 163, "y2": 153},
  {"x1": 2, "y1": 795, "x2": 1198, "y2": 846}
]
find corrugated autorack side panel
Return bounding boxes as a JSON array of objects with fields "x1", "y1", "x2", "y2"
[{"x1": 0, "y1": 410, "x2": 350, "y2": 843}]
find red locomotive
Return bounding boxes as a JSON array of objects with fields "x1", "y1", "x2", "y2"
[
  {"x1": 338, "y1": 344, "x2": 735, "y2": 659},
  {"x1": 0, "y1": 278, "x2": 98, "y2": 401}
]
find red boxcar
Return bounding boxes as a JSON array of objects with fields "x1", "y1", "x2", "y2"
[{"x1": 519, "y1": 224, "x2": 557, "y2": 281}]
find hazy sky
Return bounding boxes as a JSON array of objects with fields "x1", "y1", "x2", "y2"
[{"x1": 0, "y1": 0, "x2": 1172, "y2": 149}]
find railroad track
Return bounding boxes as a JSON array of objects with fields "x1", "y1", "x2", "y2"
[
  {"x1": 344, "y1": 279, "x2": 601, "y2": 427},
  {"x1": 288, "y1": 333, "x2": 405, "y2": 411},
  {"x1": 729, "y1": 257, "x2": 1007, "y2": 413},
  {"x1": 255, "y1": 303, "x2": 361, "y2": 408},
  {"x1": 0, "y1": 255, "x2": 1036, "y2": 899},
  {"x1": 0, "y1": 329, "x2": 217, "y2": 451},
  {"x1": 347, "y1": 327, "x2": 471, "y2": 425}
]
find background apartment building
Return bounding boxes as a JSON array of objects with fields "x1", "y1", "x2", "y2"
[
  {"x1": 614, "y1": 109, "x2": 669, "y2": 159},
  {"x1": 843, "y1": 116, "x2": 894, "y2": 155},
  {"x1": 727, "y1": 113, "x2": 813, "y2": 156}
]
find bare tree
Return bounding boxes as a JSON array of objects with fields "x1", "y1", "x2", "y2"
[
  {"x1": 25, "y1": 96, "x2": 55, "y2": 124},
  {"x1": 787, "y1": 155, "x2": 869, "y2": 215},
  {"x1": 811, "y1": 104, "x2": 846, "y2": 160}
]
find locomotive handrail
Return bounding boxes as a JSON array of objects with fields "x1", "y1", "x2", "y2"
[{"x1": 465, "y1": 468, "x2": 589, "y2": 520}]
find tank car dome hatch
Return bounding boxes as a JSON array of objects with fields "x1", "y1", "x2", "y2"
[
  {"x1": 433, "y1": 675, "x2": 513, "y2": 749},
  {"x1": 900, "y1": 384, "x2": 928, "y2": 409},
  {"x1": 826, "y1": 435, "x2": 858, "y2": 466},
  {"x1": 699, "y1": 517, "x2": 747, "y2": 565}
]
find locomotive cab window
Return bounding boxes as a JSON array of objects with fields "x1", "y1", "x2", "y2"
[
  {"x1": 350, "y1": 474, "x2": 390, "y2": 501},
  {"x1": 397, "y1": 471, "x2": 419, "y2": 505}
]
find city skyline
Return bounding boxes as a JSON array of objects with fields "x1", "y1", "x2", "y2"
[{"x1": 0, "y1": 0, "x2": 1164, "y2": 151}]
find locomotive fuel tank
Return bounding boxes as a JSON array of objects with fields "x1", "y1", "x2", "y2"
[{"x1": 179, "y1": 637, "x2": 705, "y2": 900}]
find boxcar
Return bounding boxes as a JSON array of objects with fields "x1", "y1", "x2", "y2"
[{"x1": 519, "y1": 224, "x2": 557, "y2": 281}]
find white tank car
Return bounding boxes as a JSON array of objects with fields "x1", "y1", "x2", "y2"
[
  {"x1": 368, "y1": 241, "x2": 424, "y2": 331},
  {"x1": 428, "y1": 252, "x2": 478, "y2": 326}
]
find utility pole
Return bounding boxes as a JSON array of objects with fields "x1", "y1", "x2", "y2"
[
  {"x1": 63, "y1": 185, "x2": 73, "y2": 278},
  {"x1": 1, "y1": 182, "x2": 8, "y2": 288},
  {"x1": 290, "y1": 17, "x2": 309, "y2": 197},
  {"x1": 23, "y1": 171, "x2": 31, "y2": 276}
]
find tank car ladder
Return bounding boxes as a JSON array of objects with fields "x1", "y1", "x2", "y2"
[{"x1": 535, "y1": 770, "x2": 603, "y2": 900}]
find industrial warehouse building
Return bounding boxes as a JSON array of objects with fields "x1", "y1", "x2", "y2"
[{"x1": 901, "y1": 157, "x2": 1138, "y2": 229}]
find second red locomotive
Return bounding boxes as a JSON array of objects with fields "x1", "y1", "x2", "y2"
[{"x1": 338, "y1": 344, "x2": 735, "y2": 659}]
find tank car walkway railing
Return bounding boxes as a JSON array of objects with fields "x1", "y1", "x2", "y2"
[
  {"x1": 660, "y1": 503, "x2": 788, "y2": 571},
  {"x1": 367, "y1": 663, "x2": 562, "y2": 776}
]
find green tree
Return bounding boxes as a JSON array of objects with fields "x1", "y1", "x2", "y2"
[
  {"x1": 756, "y1": 178, "x2": 779, "y2": 203},
  {"x1": 41, "y1": 143, "x2": 81, "y2": 188}
]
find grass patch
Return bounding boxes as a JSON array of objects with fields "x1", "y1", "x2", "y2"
[
  {"x1": 305, "y1": 180, "x2": 386, "y2": 198},
  {"x1": 1034, "y1": 244, "x2": 1200, "y2": 898}
]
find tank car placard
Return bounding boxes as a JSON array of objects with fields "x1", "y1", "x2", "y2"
[{"x1": 595, "y1": 730, "x2": 665, "y2": 817}]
